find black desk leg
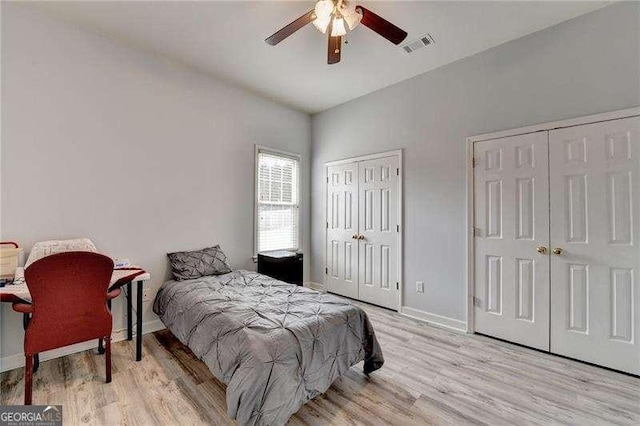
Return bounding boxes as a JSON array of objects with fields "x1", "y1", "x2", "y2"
[
  {"x1": 136, "y1": 280, "x2": 143, "y2": 361},
  {"x1": 127, "y1": 281, "x2": 132, "y2": 341}
]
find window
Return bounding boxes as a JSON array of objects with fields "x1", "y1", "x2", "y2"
[{"x1": 255, "y1": 147, "x2": 300, "y2": 253}]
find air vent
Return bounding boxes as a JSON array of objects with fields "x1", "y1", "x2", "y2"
[{"x1": 401, "y1": 34, "x2": 435, "y2": 54}]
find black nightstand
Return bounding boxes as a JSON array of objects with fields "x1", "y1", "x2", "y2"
[{"x1": 257, "y1": 251, "x2": 303, "y2": 286}]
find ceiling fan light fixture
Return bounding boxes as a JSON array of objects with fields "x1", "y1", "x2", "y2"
[
  {"x1": 343, "y1": 9, "x2": 362, "y2": 30},
  {"x1": 331, "y1": 17, "x2": 347, "y2": 37},
  {"x1": 314, "y1": 0, "x2": 334, "y2": 20},
  {"x1": 313, "y1": 15, "x2": 331, "y2": 34},
  {"x1": 338, "y1": 0, "x2": 356, "y2": 17}
]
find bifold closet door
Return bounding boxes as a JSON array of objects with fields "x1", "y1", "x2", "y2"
[
  {"x1": 326, "y1": 162, "x2": 359, "y2": 299},
  {"x1": 474, "y1": 132, "x2": 550, "y2": 351},
  {"x1": 549, "y1": 116, "x2": 640, "y2": 375},
  {"x1": 357, "y1": 156, "x2": 400, "y2": 310}
]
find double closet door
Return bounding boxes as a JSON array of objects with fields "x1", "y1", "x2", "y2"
[
  {"x1": 474, "y1": 115, "x2": 640, "y2": 375},
  {"x1": 326, "y1": 155, "x2": 400, "y2": 310}
]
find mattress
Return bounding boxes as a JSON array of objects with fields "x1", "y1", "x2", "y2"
[{"x1": 153, "y1": 270, "x2": 384, "y2": 426}]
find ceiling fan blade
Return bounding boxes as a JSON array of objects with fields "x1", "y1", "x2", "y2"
[
  {"x1": 327, "y1": 20, "x2": 341, "y2": 64},
  {"x1": 265, "y1": 9, "x2": 315, "y2": 45},
  {"x1": 328, "y1": 35, "x2": 342, "y2": 64},
  {"x1": 357, "y1": 6, "x2": 408, "y2": 45}
]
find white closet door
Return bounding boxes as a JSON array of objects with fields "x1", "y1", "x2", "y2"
[
  {"x1": 549, "y1": 116, "x2": 640, "y2": 375},
  {"x1": 474, "y1": 132, "x2": 550, "y2": 351},
  {"x1": 357, "y1": 156, "x2": 400, "y2": 310},
  {"x1": 326, "y1": 163, "x2": 359, "y2": 299}
]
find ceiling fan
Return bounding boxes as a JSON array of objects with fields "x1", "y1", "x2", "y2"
[{"x1": 265, "y1": 0, "x2": 408, "y2": 65}]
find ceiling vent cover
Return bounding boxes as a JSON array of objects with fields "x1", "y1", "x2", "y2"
[{"x1": 401, "y1": 34, "x2": 435, "y2": 54}]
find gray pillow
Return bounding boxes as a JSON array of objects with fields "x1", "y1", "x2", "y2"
[{"x1": 167, "y1": 245, "x2": 232, "y2": 281}]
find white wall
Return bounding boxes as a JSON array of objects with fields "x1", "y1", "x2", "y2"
[
  {"x1": 0, "y1": 4, "x2": 311, "y2": 363},
  {"x1": 310, "y1": 2, "x2": 640, "y2": 323}
]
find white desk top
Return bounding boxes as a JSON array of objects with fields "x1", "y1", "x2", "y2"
[{"x1": 0, "y1": 266, "x2": 150, "y2": 303}]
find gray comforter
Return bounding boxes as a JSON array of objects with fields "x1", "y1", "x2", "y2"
[{"x1": 153, "y1": 270, "x2": 384, "y2": 425}]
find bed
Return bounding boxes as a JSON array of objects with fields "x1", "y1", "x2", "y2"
[{"x1": 153, "y1": 269, "x2": 384, "y2": 426}]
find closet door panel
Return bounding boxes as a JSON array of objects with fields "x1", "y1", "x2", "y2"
[
  {"x1": 474, "y1": 132, "x2": 550, "y2": 351},
  {"x1": 326, "y1": 163, "x2": 359, "y2": 299},
  {"x1": 550, "y1": 116, "x2": 640, "y2": 375},
  {"x1": 357, "y1": 156, "x2": 400, "y2": 310}
]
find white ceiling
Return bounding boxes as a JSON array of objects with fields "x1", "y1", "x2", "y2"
[{"x1": 27, "y1": 1, "x2": 610, "y2": 113}]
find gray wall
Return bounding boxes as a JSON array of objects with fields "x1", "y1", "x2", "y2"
[
  {"x1": 1, "y1": 4, "x2": 311, "y2": 360},
  {"x1": 310, "y1": 2, "x2": 640, "y2": 321}
]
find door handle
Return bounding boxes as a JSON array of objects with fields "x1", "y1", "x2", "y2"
[
  {"x1": 536, "y1": 246, "x2": 548, "y2": 255},
  {"x1": 352, "y1": 234, "x2": 358, "y2": 239},
  {"x1": 358, "y1": 234, "x2": 365, "y2": 240},
  {"x1": 552, "y1": 247, "x2": 563, "y2": 255}
]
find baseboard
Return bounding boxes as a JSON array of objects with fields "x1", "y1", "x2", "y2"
[
  {"x1": 304, "y1": 281, "x2": 325, "y2": 291},
  {"x1": 0, "y1": 319, "x2": 165, "y2": 373},
  {"x1": 400, "y1": 306, "x2": 467, "y2": 333}
]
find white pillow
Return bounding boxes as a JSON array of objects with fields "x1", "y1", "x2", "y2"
[{"x1": 25, "y1": 238, "x2": 98, "y2": 268}]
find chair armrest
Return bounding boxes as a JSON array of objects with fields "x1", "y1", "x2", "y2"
[{"x1": 12, "y1": 302, "x2": 33, "y2": 314}]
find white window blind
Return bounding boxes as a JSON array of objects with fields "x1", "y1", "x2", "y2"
[{"x1": 256, "y1": 150, "x2": 300, "y2": 252}]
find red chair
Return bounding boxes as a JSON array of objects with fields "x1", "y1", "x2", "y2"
[
  {"x1": 13, "y1": 289, "x2": 121, "y2": 372},
  {"x1": 14, "y1": 251, "x2": 115, "y2": 405}
]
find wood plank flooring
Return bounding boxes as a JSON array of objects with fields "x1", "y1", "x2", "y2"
[{"x1": 1, "y1": 303, "x2": 639, "y2": 425}]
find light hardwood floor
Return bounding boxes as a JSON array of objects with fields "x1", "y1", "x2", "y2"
[{"x1": 1, "y1": 303, "x2": 639, "y2": 425}]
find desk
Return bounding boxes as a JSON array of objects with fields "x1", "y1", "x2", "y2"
[{"x1": 0, "y1": 266, "x2": 151, "y2": 362}]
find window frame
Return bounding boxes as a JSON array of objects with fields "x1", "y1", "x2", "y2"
[{"x1": 254, "y1": 145, "x2": 302, "y2": 255}]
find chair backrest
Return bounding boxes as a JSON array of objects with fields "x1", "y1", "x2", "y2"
[{"x1": 23, "y1": 251, "x2": 114, "y2": 354}]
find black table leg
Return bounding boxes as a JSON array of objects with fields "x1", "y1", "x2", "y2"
[
  {"x1": 127, "y1": 281, "x2": 132, "y2": 341},
  {"x1": 136, "y1": 280, "x2": 143, "y2": 361}
]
